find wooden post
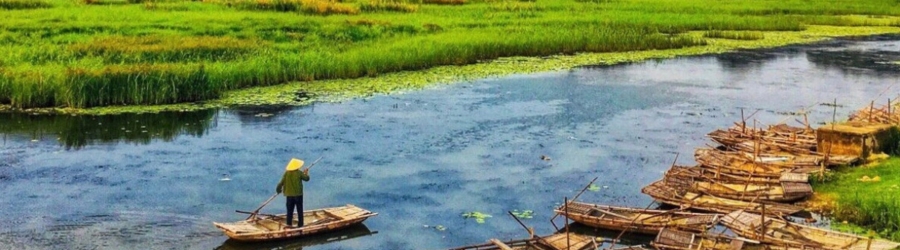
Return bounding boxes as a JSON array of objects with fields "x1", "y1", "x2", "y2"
[
  {"x1": 869, "y1": 100, "x2": 875, "y2": 122},
  {"x1": 867, "y1": 236, "x2": 873, "y2": 250},
  {"x1": 565, "y1": 197, "x2": 570, "y2": 250},
  {"x1": 760, "y1": 204, "x2": 766, "y2": 241},
  {"x1": 741, "y1": 108, "x2": 746, "y2": 133}
]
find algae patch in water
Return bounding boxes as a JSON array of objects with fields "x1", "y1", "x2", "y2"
[
  {"x1": 461, "y1": 212, "x2": 492, "y2": 224},
  {"x1": 510, "y1": 210, "x2": 534, "y2": 219}
]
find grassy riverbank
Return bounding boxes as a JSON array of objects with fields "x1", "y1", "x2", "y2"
[
  {"x1": 1, "y1": 0, "x2": 900, "y2": 110},
  {"x1": 811, "y1": 158, "x2": 900, "y2": 241}
]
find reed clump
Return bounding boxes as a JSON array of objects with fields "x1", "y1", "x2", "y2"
[
  {"x1": 69, "y1": 36, "x2": 263, "y2": 63},
  {"x1": 0, "y1": 0, "x2": 52, "y2": 9},
  {"x1": 422, "y1": 0, "x2": 465, "y2": 5},
  {"x1": 360, "y1": 0, "x2": 418, "y2": 12},
  {"x1": 704, "y1": 30, "x2": 765, "y2": 40},
  {"x1": 64, "y1": 64, "x2": 218, "y2": 107},
  {"x1": 206, "y1": 0, "x2": 359, "y2": 14}
]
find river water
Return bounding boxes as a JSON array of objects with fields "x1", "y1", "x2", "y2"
[{"x1": 1, "y1": 36, "x2": 899, "y2": 250}]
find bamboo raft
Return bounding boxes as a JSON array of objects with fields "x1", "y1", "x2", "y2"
[
  {"x1": 448, "y1": 233, "x2": 595, "y2": 250},
  {"x1": 720, "y1": 210, "x2": 900, "y2": 250},
  {"x1": 651, "y1": 228, "x2": 751, "y2": 250},
  {"x1": 708, "y1": 123, "x2": 817, "y2": 154},
  {"x1": 849, "y1": 101, "x2": 900, "y2": 125},
  {"x1": 667, "y1": 165, "x2": 809, "y2": 185},
  {"x1": 665, "y1": 167, "x2": 812, "y2": 203},
  {"x1": 695, "y1": 148, "x2": 823, "y2": 177},
  {"x1": 213, "y1": 204, "x2": 378, "y2": 242},
  {"x1": 641, "y1": 180, "x2": 806, "y2": 217},
  {"x1": 554, "y1": 202, "x2": 719, "y2": 235}
]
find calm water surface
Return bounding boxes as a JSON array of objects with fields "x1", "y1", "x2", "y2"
[{"x1": 1, "y1": 36, "x2": 899, "y2": 250}]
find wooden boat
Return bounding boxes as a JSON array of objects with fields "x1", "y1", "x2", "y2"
[
  {"x1": 554, "y1": 201, "x2": 719, "y2": 235},
  {"x1": 849, "y1": 102, "x2": 900, "y2": 125},
  {"x1": 448, "y1": 233, "x2": 595, "y2": 250},
  {"x1": 720, "y1": 210, "x2": 900, "y2": 250},
  {"x1": 641, "y1": 180, "x2": 806, "y2": 217},
  {"x1": 708, "y1": 123, "x2": 817, "y2": 155},
  {"x1": 215, "y1": 224, "x2": 377, "y2": 250},
  {"x1": 695, "y1": 148, "x2": 819, "y2": 177},
  {"x1": 667, "y1": 165, "x2": 808, "y2": 184},
  {"x1": 665, "y1": 167, "x2": 812, "y2": 203},
  {"x1": 213, "y1": 204, "x2": 378, "y2": 242},
  {"x1": 651, "y1": 228, "x2": 751, "y2": 250}
]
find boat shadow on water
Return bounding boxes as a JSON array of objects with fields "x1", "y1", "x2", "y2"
[{"x1": 214, "y1": 224, "x2": 377, "y2": 250}]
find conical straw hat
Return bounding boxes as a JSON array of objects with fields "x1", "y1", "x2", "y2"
[{"x1": 285, "y1": 158, "x2": 304, "y2": 171}]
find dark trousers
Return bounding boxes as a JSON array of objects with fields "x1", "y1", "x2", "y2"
[{"x1": 285, "y1": 195, "x2": 304, "y2": 227}]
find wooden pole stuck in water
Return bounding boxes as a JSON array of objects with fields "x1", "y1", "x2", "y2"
[
  {"x1": 869, "y1": 100, "x2": 875, "y2": 122},
  {"x1": 565, "y1": 196, "x2": 570, "y2": 250}
]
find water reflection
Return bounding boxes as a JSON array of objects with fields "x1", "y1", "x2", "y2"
[
  {"x1": 0, "y1": 110, "x2": 216, "y2": 149},
  {"x1": 215, "y1": 224, "x2": 377, "y2": 250},
  {"x1": 806, "y1": 50, "x2": 900, "y2": 76}
]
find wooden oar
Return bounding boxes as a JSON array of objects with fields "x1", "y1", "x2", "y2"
[{"x1": 246, "y1": 193, "x2": 279, "y2": 220}]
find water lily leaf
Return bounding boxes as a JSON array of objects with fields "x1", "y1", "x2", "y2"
[
  {"x1": 462, "y1": 211, "x2": 492, "y2": 223},
  {"x1": 511, "y1": 209, "x2": 534, "y2": 219}
]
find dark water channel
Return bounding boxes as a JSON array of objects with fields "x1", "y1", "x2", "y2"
[{"x1": 2, "y1": 36, "x2": 900, "y2": 250}]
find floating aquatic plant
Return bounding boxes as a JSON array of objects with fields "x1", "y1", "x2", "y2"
[
  {"x1": 511, "y1": 209, "x2": 533, "y2": 219},
  {"x1": 588, "y1": 184, "x2": 601, "y2": 192},
  {"x1": 461, "y1": 211, "x2": 492, "y2": 223}
]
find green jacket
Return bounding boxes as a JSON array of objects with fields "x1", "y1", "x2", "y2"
[{"x1": 276, "y1": 170, "x2": 310, "y2": 197}]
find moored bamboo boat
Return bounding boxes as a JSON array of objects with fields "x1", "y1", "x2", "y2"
[
  {"x1": 695, "y1": 148, "x2": 821, "y2": 177},
  {"x1": 651, "y1": 228, "x2": 750, "y2": 250},
  {"x1": 213, "y1": 204, "x2": 378, "y2": 242},
  {"x1": 667, "y1": 165, "x2": 809, "y2": 184},
  {"x1": 665, "y1": 167, "x2": 812, "y2": 203},
  {"x1": 720, "y1": 210, "x2": 900, "y2": 250},
  {"x1": 448, "y1": 233, "x2": 595, "y2": 250},
  {"x1": 641, "y1": 180, "x2": 805, "y2": 217},
  {"x1": 554, "y1": 201, "x2": 719, "y2": 234},
  {"x1": 708, "y1": 123, "x2": 817, "y2": 155}
]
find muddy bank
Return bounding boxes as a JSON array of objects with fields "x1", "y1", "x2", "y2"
[{"x1": 1, "y1": 36, "x2": 900, "y2": 249}]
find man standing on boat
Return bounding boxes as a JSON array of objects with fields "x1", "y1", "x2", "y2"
[{"x1": 276, "y1": 158, "x2": 310, "y2": 229}]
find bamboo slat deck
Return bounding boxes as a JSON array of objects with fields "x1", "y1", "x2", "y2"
[
  {"x1": 720, "y1": 210, "x2": 900, "y2": 250},
  {"x1": 651, "y1": 228, "x2": 747, "y2": 250},
  {"x1": 695, "y1": 148, "x2": 824, "y2": 177},
  {"x1": 213, "y1": 204, "x2": 377, "y2": 242},
  {"x1": 708, "y1": 123, "x2": 817, "y2": 154},
  {"x1": 554, "y1": 202, "x2": 719, "y2": 235},
  {"x1": 664, "y1": 166, "x2": 812, "y2": 203},
  {"x1": 667, "y1": 165, "x2": 809, "y2": 185},
  {"x1": 448, "y1": 233, "x2": 595, "y2": 250},
  {"x1": 641, "y1": 180, "x2": 805, "y2": 217}
]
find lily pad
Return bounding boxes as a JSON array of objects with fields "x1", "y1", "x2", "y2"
[
  {"x1": 462, "y1": 211, "x2": 492, "y2": 224},
  {"x1": 588, "y1": 184, "x2": 600, "y2": 192},
  {"x1": 511, "y1": 209, "x2": 534, "y2": 219}
]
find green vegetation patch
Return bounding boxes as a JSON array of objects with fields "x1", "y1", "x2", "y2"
[
  {"x1": 4, "y1": 0, "x2": 900, "y2": 111},
  {"x1": 69, "y1": 35, "x2": 265, "y2": 63},
  {"x1": 461, "y1": 211, "x2": 492, "y2": 223},
  {"x1": 812, "y1": 158, "x2": 900, "y2": 241},
  {"x1": 704, "y1": 30, "x2": 765, "y2": 40},
  {"x1": 0, "y1": 0, "x2": 52, "y2": 9}
]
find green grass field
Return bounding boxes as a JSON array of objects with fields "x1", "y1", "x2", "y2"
[
  {"x1": 812, "y1": 158, "x2": 900, "y2": 241},
  {"x1": 1, "y1": 0, "x2": 900, "y2": 108}
]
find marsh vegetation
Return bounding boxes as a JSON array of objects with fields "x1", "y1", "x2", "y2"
[{"x1": 1, "y1": 0, "x2": 900, "y2": 108}]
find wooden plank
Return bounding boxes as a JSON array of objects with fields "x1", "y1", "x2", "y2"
[{"x1": 489, "y1": 239, "x2": 514, "y2": 250}]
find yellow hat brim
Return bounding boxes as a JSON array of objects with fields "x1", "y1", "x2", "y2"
[{"x1": 286, "y1": 158, "x2": 304, "y2": 171}]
